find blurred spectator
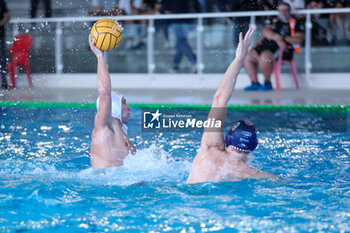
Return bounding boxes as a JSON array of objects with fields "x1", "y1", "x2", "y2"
[
  {"x1": 160, "y1": 0, "x2": 199, "y2": 73},
  {"x1": 214, "y1": 0, "x2": 235, "y2": 24},
  {"x1": 283, "y1": 0, "x2": 305, "y2": 19},
  {"x1": 198, "y1": 0, "x2": 208, "y2": 12},
  {"x1": 120, "y1": 0, "x2": 144, "y2": 49},
  {"x1": 30, "y1": 0, "x2": 51, "y2": 18},
  {"x1": 87, "y1": 2, "x2": 103, "y2": 17},
  {"x1": 0, "y1": 0, "x2": 9, "y2": 89},
  {"x1": 260, "y1": 0, "x2": 278, "y2": 10},
  {"x1": 243, "y1": 2, "x2": 304, "y2": 91},
  {"x1": 88, "y1": 0, "x2": 123, "y2": 16},
  {"x1": 133, "y1": 0, "x2": 159, "y2": 49},
  {"x1": 282, "y1": 0, "x2": 305, "y2": 11},
  {"x1": 345, "y1": 1, "x2": 350, "y2": 44},
  {"x1": 260, "y1": 0, "x2": 278, "y2": 23},
  {"x1": 233, "y1": 0, "x2": 263, "y2": 47},
  {"x1": 155, "y1": 0, "x2": 171, "y2": 48},
  {"x1": 197, "y1": 0, "x2": 217, "y2": 12},
  {"x1": 320, "y1": 0, "x2": 348, "y2": 44},
  {"x1": 216, "y1": 0, "x2": 263, "y2": 47},
  {"x1": 306, "y1": 0, "x2": 330, "y2": 45},
  {"x1": 140, "y1": 0, "x2": 158, "y2": 13}
]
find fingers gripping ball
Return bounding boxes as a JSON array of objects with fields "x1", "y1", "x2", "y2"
[{"x1": 90, "y1": 19, "x2": 123, "y2": 51}]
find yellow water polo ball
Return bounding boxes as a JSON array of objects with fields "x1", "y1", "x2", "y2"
[{"x1": 90, "y1": 19, "x2": 123, "y2": 51}]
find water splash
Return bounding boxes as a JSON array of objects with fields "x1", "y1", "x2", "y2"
[
  {"x1": 0, "y1": 145, "x2": 191, "y2": 187},
  {"x1": 79, "y1": 145, "x2": 191, "y2": 186}
]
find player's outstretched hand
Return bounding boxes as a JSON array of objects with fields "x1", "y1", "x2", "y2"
[
  {"x1": 235, "y1": 27, "x2": 256, "y2": 61},
  {"x1": 89, "y1": 34, "x2": 104, "y2": 58}
]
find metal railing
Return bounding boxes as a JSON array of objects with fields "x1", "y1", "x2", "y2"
[{"x1": 9, "y1": 8, "x2": 350, "y2": 81}]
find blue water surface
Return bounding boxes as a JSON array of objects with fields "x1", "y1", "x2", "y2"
[{"x1": 0, "y1": 107, "x2": 349, "y2": 232}]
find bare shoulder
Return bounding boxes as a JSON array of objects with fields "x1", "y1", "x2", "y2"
[
  {"x1": 91, "y1": 119, "x2": 115, "y2": 142},
  {"x1": 187, "y1": 147, "x2": 223, "y2": 184}
]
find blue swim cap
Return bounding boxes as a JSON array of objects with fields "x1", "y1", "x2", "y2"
[{"x1": 225, "y1": 120, "x2": 258, "y2": 153}]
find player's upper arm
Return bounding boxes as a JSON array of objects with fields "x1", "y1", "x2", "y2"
[
  {"x1": 94, "y1": 90, "x2": 112, "y2": 129},
  {"x1": 200, "y1": 94, "x2": 226, "y2": 150}
]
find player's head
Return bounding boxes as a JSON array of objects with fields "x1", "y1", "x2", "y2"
[
  {"x1": 225, "y1": 120, "x2": 258, "y2": 154},
  {"x1": 278, "y1": 2, "x2": 291, "y2": 22},
  {"x1": 96, "y1": 91, "x2": 130, "y2": 124}
]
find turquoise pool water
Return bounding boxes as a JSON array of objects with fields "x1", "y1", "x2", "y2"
[{"x1": 0, "y1": 107, "x2": 349, "y2": 232}]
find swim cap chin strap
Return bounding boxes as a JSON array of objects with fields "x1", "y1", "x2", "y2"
[
  {"x1": 225, "y1": 120, "x2": 258, "y2": 153},
  {"x1": 230, "y1": 145, "x2": 251, "y2": 153},
  {"x1": 96, "y1": 91, "x2": 128, "y2": 135}
]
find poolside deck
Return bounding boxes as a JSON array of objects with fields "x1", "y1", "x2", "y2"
[{"x1": 1, "y1": 88, "x2": 349, "y2": 105}]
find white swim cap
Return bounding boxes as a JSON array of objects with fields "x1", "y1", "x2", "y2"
[{"x1": 96, "y1": 91, "x2": 128, "y2": 134}]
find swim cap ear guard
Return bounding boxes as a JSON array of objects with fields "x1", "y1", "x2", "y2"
[
  {"x1": 225, "y1": 120, "x2": 258, "y2": 153},
  {"x1": 96, "y1": 91, "x2": 128, "y2": 134}
]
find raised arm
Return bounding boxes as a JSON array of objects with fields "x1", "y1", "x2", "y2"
[
  {"x1": 89, "y1": 35, "x2": 113, "y2": 129},
  {"x1": 200, "y1": 27, "x2": 255, "y2": 149},
  {"x1": 212, "y1": 27, "x2": 255, "y2": 108}
]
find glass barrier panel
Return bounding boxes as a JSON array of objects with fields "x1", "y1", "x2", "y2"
[
  {"x1": 107, "y1": 22, "x2": 147, "y2": 73},
  {"x1": 202, "y1": 18, "x2": 235, "y2": 73},
  {"x1": 7, "y1": 23, "x2": 56, "y2": 74},
  {"x1": 310, "y1": 15, "x2": 350, "y2": 72},
  {"x1": 62, "y1": 21, "x2": 93, "y2": 73}
]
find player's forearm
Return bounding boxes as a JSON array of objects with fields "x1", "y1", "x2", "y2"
[
  {"x1": 214, "y1": 58, "x2": 243, "y2": 106},
  {"x1": 285, "y1": 34, "x2": 304, "y2": 45},
  {"x1": 263, "y1": 27, "x2": 283, "y2": 42},
  {"x1": 97, "y1": 55, "x2": 111, "y2": 93}
]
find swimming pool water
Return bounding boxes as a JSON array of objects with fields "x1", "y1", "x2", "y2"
[{"x1": 0, "y1": 107, "x2": 349, "y2": 232}]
